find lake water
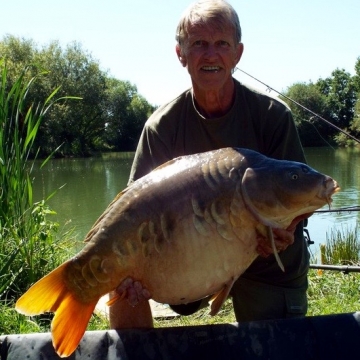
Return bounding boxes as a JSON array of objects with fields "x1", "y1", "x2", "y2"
[{"x1": 32, "y1": 147, "x2": 360, "y2": 261}]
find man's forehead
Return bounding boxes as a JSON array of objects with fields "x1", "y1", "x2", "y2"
[{"x1": 186, "y1": 22, "x2": 234, "y2": 40}]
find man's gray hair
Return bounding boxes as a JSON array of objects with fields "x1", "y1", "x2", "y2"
[{"x1": 175, "y1": 0, "x2": 241, "y2": 46}]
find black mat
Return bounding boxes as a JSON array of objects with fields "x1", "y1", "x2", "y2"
[{"x1": 1, "y1": 312, "x2": 359, "y2": 359}]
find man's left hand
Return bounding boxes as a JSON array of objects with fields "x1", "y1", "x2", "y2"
[{"x1": 256, "y1": 213, "x2": 313, "y2": 257}]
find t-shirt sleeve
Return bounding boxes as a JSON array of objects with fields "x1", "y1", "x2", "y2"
[{"x1": 128, "y1": 110, "x2": 176, "y2": 185}]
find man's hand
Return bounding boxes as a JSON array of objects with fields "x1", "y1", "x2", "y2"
[
  {"x1": 256, "y1": 213, "x2": 313, "y2": 257},
  {"x1": 109, "y1": 277, "x2": 151, "y2": 307}
]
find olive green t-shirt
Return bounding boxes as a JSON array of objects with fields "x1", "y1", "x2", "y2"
[{"x1": 129, "y1": 79, "x2": 309, "y2": 289}]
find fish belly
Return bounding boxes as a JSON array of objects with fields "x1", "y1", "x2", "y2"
[{"x1": 139, "y1": 217, "x2": 259, "y2": 305}]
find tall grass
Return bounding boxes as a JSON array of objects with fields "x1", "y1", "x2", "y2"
[
  {"x1": 306, "y1": 223, "x2": 360, "y2": 315},
  {"x1": 322, "y1": 224, "x2": 360, "y2": 265},
  {"x1": 0, "y1": 59, "x2": 68, "y2": 301}
]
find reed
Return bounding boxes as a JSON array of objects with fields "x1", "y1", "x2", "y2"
[
  {"x1": 0, "y1": 60, "x2": 67, "y2": 300},
  {"x1": 322, "y1": 224, "x2": 360, "y2": 265}
]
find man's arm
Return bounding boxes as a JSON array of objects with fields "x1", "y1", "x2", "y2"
[{"x1": 108, "y1": 290, "x2": 153, "y2": 329}]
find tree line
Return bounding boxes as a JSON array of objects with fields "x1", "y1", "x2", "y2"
[
  {"x1": 1, "y1": 35, "x2": 156, "y2": 157},
  {"x1": 281, "y1": 61, "x2": 360, "y2": 147},
  {"x1": 1, "y1": 35, "x2": 360, "y2": 157}
]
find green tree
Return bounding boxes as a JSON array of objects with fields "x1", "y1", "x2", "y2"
[
  {"x1": 318, "y1": 65, "x2": 360, "y2": 146},
  {"x1": 349, "y1": 98, "x2": 360, "y2": 140},
  {"x1": 1, "y1": 35, "x2": 155, "y2": 156},
  {"x1": 350, "y1": 58, "x2": 360, "y2": 140},
  {"x1": 33, "y1": 41, "x2": 107, "y2": 156},
  {"x1": 0, "y1": 35, "x2": 36, "y2": 77},
  {"x1": 104, "y1": 78, "x2": 154, "y2": 151},
  {"x1": 0, "y1": 37, "x2": 107, "y2": 156},
  {"x1": 353, "y1": 57, "x2": 360, "y2": 92},
  {"x1": 316, "y1": 69, "x2": 357, "y2": 130},
  {"x1": 281, "y1": 82, "x2": 332, "y2": 146}
]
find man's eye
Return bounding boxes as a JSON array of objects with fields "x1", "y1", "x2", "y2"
[
  {"x1": 193, "y1": 40, "x2": 205, "y2": 47},
  {"x1": 218, "y1": 40, "x2": 230, "y2": 47}
]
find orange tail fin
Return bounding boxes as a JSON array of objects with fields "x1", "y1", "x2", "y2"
[{"x1": 15, "y1": 261, "x2": 98, "y2": 358}]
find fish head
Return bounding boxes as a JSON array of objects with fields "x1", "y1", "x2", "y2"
[{"x1": 241, "y1": 160, "x2": 340, "y2": 228}]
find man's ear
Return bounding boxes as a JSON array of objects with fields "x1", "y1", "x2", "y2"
[
  {"x1": 234, "y1": 43, "x2": 244, "y2": 65},
  {"x1": 176, "y1": 44, "x2": 187, "y2": 67}
]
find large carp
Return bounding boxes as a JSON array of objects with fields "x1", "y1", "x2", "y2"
[{"x1": 16, "y1": 147, "x2": 339, "y2": 357}]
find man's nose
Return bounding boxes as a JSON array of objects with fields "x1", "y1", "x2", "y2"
[{"x1": 204, "y1": 44, "x2": 218, "y2": 59}]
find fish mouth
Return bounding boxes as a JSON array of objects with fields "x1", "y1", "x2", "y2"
[{"x1": 320, "y1": 177, "x2": 340, "y2": 209}]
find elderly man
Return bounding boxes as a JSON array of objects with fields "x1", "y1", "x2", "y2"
[{"x1": 109, "y1": 0, "x2": 308, "y2": 328}]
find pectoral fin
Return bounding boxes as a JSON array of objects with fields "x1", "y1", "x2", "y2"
[{"x1": 209, "y1": 277, "x2": 237, "y2": 316}]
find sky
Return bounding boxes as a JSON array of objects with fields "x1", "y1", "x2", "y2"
[{"x1": 1, "y1": 0, "x2": 360, "y2": 106}]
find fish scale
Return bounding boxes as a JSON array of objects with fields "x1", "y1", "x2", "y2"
[{"x1": 15, "y1": 147, "x2": 339, "y2": 358}]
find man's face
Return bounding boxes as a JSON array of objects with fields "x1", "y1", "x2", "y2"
[{"x1": 177, "y1": 23, "x2": 243, "y2": 92}]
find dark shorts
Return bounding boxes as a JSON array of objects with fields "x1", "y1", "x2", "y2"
[
  {"x1": 230, "y1": 277, "x2": 308, "y2": 322},
  {"x1": 169, "y1": 277, "x2": 308, "y2": 321}
]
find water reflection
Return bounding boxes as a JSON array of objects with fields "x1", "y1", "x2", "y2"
[
  {"x1": 32, "y1": 153, "x2": 134, "y2": 241},
  {"x1": 305, "y1": 147, "x2": 360, "y2": 259}
]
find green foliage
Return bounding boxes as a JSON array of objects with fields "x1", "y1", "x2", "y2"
[
  {"x1": 0, "y1": 60, "x2": 69, "y2": 300},
  {"x1": 307, "y1": 270, "x2": 360, "y2": 316},
  {"x1": 282, "y1": 65, "x2": 360, "y2": 147},
  {"x1": 0, "y1": 36, "x2": 35, "y2": 77},
  {"x1": 281, "y1": 82, "x2": 332, "y2": 146},
  {"x1": 1, "y1": 36, "x2": 359, "y2": 153},
  {"x1": 316, "y1": 69, "x2": 357, "y2": 130},
  {"x1": 307, "y1": 223, "x2": 360, "y2": 316},
  {"x1": 355, "y1": 57, "x2": 360, "y2": 89},
  {"x1": 322, "y1": 224, "x2": 360, "y2": 265},
  {"x1": 0, "y1": 35, "x2": 155, "y2": 157},
  {"x1": 344, "y1": 98, "x2": 360, "y2": 144},
  {"x1": 33, "y1": 41, "x2": 107, "y2": 156},
  {"x1": 344, "y1": 100, "x2": 360, "y2": 146},
  {"x1": 104, "y1": 78, "x2": 155, "y2": 151}
]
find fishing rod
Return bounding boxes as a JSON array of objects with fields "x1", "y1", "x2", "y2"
[
  {"x1": 314, "y1": 206, "x2": 360, "y2": 214},
  {"x1": 235, "y1": 68, "x2": 360, "y2": 145},
  {"x1": 309, "y1": 264, "x2": 360, "y2": 273}
]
